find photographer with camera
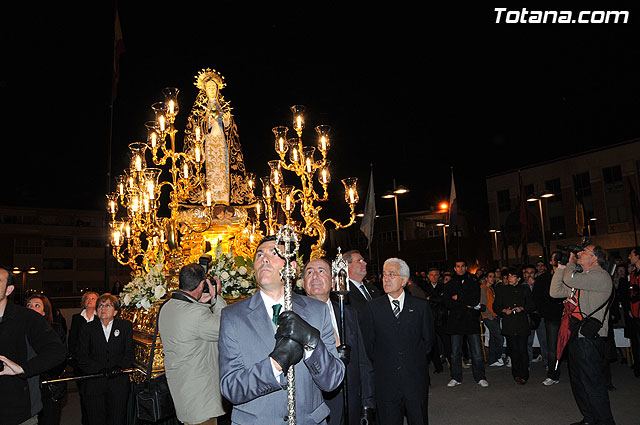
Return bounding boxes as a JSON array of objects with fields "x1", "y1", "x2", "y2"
[
  {"x1": 550, "y1": 242, "x2": 615, "y2": 425},
  {"x1": 158, "y1": 263, "x2": 227, "y2": 425}
]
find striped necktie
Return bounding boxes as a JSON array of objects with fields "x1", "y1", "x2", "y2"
[{"x1": 392, "y1": 300, "x2": 400, "y2": 318}]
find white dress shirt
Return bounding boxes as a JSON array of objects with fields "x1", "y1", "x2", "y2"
[
  {"x1": 101, "y1": 319, "x2": 114, "y2": 342},
  {"x1": 350, "y1": 279, "x2": 372, "y2": 300},
  {"x1": 387, "y1": 290, "x2": 406, "y2": 314}
]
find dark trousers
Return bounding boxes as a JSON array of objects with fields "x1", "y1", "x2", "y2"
[
  {"x1": 83, "y1": 381, "x2": 130, "y2": 425},
  {"x1": 545, "y1": 320, "x2": 561, "y2": 380},
  {"x1": 567, "y1": 337, "x2": 616, "y2": 425},
  {"x1": 436, "y1": 328, "x2": 450, "y2": 364},
  {"x1": 628, "y1": 317, "x2": 640, "y2": 376},
  {"x1": 378, "y1": 396, "x2": 429, "y2": 425},
  {"x1": 450, "y1": 334, "x2": 485, "y2": 382},
  {"x1": 505, "y1": 334, "x2": 529, "y2": 381},
  {"x1": 483, "y1": 318, "x2": 504, "y2": 364}
]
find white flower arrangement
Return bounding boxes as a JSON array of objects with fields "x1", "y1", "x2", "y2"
[
  {"x1": 120, "y1": 253, "x2": 168, "y2": 310},
  {"x1": 209, "y1": 243, "x2": 257, "y2": 298}
]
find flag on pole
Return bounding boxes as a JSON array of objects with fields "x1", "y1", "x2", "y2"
[
  {"x1": 360, "y1": 166, "x2": 376, "y2": 253},
  {"x1": 572, "y1": 174, "x2": 585, "y2": 236},
  {"x1": 112, "y1": 9, "x2": 125, "y2": 101},
  {"x1": 449, "y1": 168, "x2": 457, "y2": 231}
]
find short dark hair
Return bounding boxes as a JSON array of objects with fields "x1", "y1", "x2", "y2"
[
  {"x1": 179, "y1": 263, "x2": 206, "y2": 291},
  {"x1": 342, "y1": 250, "x2": 362, "y2": 264},
  {"x1": 523, "y1": 264, "x2": 535, "y2": 271},
  {"x1": 507, "y1": 267, "x2": 523, "y2": 280},
  {"x1": 551, "y1": 250, "x2": 563, "y2": 262},
  {"x1": 454, "y1": 259, "x2": 466, "y2": 266},
  {"x1": 592, "y1": 245, "x2": 607, "y2": 268},
  {"x1": 302, "y1": 258, "x2": 331, "y2": 275},
  {"x1": 0, "y1": 266, "x2": 15, "y2": 287},
  {"x1": 427, "y1": 267, "x2": 439, "y2": 273},
  {"x1": 97, "y1": 293, "x2": 120, "y2": 312},
  {"x1": 631, "y1": 246, "x2": 640, "y2": 257}
]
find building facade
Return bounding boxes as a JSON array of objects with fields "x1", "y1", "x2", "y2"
[{"x1": 486, "y1": 139, "x2": 640, "y2": 266}]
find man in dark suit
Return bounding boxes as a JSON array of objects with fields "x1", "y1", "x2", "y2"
[
  {"x1": 343, "y1": 250, "x2": 380, "y2": 315},
  {"x1": 302, "y1": 258, "x2": 376, "y2": 425},
  {"x1": 77, "y1": 293, "x2": 133, "y2": 425},
  {"x1": 363, "y1": 258, "x2": 434, "y2": 425},
  {"x1": 219, "y1": 236, "x2": 345, "y2": 425}
]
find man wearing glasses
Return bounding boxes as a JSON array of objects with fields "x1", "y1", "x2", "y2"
[
  {"x1": 343, "y1": 250, "x2": 380, "y2": 316},
  {"x1": 77, "y1": 293, "x2": 133, "y2": 425},
  {"x1": 550, "y1": 243, "x2": 615, "y2": 425},
  {"x1": 362, "y1": 258, "x2": 433, "y2": 425}
]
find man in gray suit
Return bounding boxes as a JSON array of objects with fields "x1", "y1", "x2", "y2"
[{"x1": 219, "y1": 236, "x2": 345, "y2": 425}]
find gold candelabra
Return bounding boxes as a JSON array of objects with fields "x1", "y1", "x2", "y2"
[
  {"x1": 107, "y1": 83, "x2": 257, "y2": 272},
  {"x1": 255, "y1": 105, "x2": 359, "y2": 259}
]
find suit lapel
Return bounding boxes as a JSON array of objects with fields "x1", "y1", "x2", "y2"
[{"x1": 246, "y1": 292, "x2": 277, "y2": 351}]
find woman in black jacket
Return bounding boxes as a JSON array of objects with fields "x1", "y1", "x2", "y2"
[{"x1": 493, "y1": 267, "x2": 536, "y2": 384}]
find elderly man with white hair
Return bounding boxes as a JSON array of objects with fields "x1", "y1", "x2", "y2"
[{"x1": 362, "y1": 257, "x2": 434, "y2": 425}]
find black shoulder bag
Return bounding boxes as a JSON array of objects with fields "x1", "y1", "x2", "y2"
[
  {"x1": 578, "y1": 287, "x2": 615, "y2": 340},
  {"x1": 136, "y1": 300, "x2": 176, "y2": 422}
]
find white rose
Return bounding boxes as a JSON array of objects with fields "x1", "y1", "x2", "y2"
[
  {"x1": 240, "y1": 280, "x2": 249, "y2": 288},
  {"x1": 154, "y1": 285, "x2": 166, "y2": 299},
  {"x1": 230, "y1": 270, "x2": 236, "y2": 276},
  {"x1": 232, "y1": 290, "x2": 240, "y2": 298},
  {"x1": 140, "y1": 298, "x2": 151, "y2": 311},
  {"x1": 220, "y1": 271, "x2": 230, "y2": 280},
  {"x1": 238, "y1": 266, "x2": 247, "y2": 275},
  {"x1": 226, "y1": 252, "x2": 232, "y2": 259},
  {"x1": 123, "y1": 293, "x2": 132, "y2": 306}
]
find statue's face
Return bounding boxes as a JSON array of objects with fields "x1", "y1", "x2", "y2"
[{"x1": 205, "y1": 80, "x2": 218, "y2": 100}]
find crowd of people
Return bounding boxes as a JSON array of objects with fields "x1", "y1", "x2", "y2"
[{"x1": 1, "y1": 242, "x2": 638, "y2": 425}]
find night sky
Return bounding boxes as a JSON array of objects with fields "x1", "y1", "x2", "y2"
[{"x1": 4, "y1": 2, "x2": 640, "y2": 222}]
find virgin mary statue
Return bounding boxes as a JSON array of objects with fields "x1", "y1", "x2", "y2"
[{"x1": 185, "y1": 68, "x2": 255, "y2": 207}]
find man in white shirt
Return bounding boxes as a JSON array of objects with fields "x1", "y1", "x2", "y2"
[
  {"x1": 302, "y1": 259, "x2": 376, "y2": 425},
  {"x1": 362, "y1": 258, "x2": 434, "y2": 425},
  {"x1": 219, "y1": 236, "x2": 345, "y2": 425}
]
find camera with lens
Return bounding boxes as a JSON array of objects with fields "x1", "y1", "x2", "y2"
[
  {"x1": 556, "y1": 237, "x2": 591, "y2": 266},
  {"x1": 198, "y1": 254, "x2": 215, "y2": 295}
]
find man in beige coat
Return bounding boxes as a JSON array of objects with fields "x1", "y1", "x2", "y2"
[
  {"x1": 159, "y1": 263, "x2": 227, "y2": 425},
  {"x1": 550, "y1": 243, "x2": 615, "y2": 425}
]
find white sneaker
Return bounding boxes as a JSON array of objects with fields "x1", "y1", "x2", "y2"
[
  {"x1": 505, "y1": 356, "x2": 512, "y2": 368},
  {"x1": 489, "y1": 359, "x2": 504, "y2": 367},
  {"x1": 542, "y1": 378, "x2": 559, "y2": 386},
  {"x1": 532, "y1": 354, "x2": 543, "y2": 363},
  {"x1": 447, "y1": 379, "x2": 462, "y2": 387},
  {"x1": 477, "y1": 379, "x2": 489, "y2": 388}
]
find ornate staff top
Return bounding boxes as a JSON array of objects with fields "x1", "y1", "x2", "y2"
[{"x1": 331, "y1": 247, "x2": 350, "y2": 295}]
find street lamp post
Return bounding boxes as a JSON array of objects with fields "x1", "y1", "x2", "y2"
[
  {"x1": 12, "y1": 266, "x2": 39, "y2": 300},
  {"x1": 587, "y1": 217, "x2": 597, "y2": 237},
  {"x1": 489, "y1": 229, "x2": 501, "y2": 266},
  {"x1": 437, "y1": 223, "x2": 449, "y2": 261},
  {"x1": 527, "y1": 191, "x2": 555, "y2": 263},
  {"x1": 381, "y1": 179, "x2": 409, "y2": 252}
]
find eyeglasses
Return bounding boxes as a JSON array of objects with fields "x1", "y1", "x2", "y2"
[
  {"x1": 581, "y1": 248, "x2": 595, "y2": 256},
  {"x1": 350, "y1": 258, "x2": 366, "y2": 264},
  {"x1": 382, "y1": 271, "x2": 405, "y2": 278},
  {"x1": 97, "y1": 303, "x2": 114, "y2": 309}
]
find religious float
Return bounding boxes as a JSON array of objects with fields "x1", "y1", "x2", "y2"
[{"x1": 105, "y1": 68, "x2": 360, "y2": 381}]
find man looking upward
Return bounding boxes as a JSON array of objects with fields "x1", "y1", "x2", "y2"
[{"x1": 218, "y1": 236, "x2": 345, "y2": 425}]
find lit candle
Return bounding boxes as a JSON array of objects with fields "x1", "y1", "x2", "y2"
[
  {"x1": 278, "y1": 137, "x2": 285, "y2": 152},
  {"x1": 109, "y1": 200, "x2": 116, "y2": 214},
  {"x1": 118, "y1": 183, "x2": 124, "y2": 197},
  {"x1": 143, "y1": 196, "x2": 150, "y2": 213},
  {"x1": 128, "y1": 176, "x2": 135, "y2": 189},
  {"x1": 305, "y1": 157, "x2": 312, "y2": 173},
  {"x1": 255, "y1": 201, "x2": 262, "y2": 215},
  {"x1": 206, "y1": 190, "x2": 212, "y2": 207},
  {"x1": 285, "y1": 195, "x2": 292, "y2": 211},
  {"x1": 296, "y1": 116, "x2": 302, "y2": 130},
  {"x1": 150, "y1": 132, "x2": 157, "y2": 148},
  {"x1": 321, "y1": 169, "x2": 328, "y2": 184},
  {"x1": 168, "y1": 100, "x2": 175, "y2": 115},
  {"x1": 135, "y1": 155, "x2": 142, "y2": 172},
  {"x1": 112, "y1": 230, "x2": 121, "y2": 246},
  {"x1": 349, "y1": 188, "x2": 355, "y2": 204},
  {"x1": 195, "y1": 126, "x2": 201, "y2": 141},
  {"x1": 147, "y1": 181, "x2": 155, "y2": 199},
  {"x1": 125, "y1": 223, "x2": 131, "y2": 238},
  {"x1": 195, "y1": 146, "x2": 201, "y2": 163},
  {"x1": 160, "y1": 229, "x2": 166, "y2": 243},
  {"x1": 321, "y1": 136, "x2": 327, "y2": 151},
  {"x1": 292, "y1": 148, "x2": 298, "y2": 162},
  {"x1": 132, "y1": 197, "x2": 139, "y2": 213},
  {"x1": 183, "y1": 163, "x2": 189, "y2": 178},
  {"x1": 265, "y1": 185, "x2": 271, "y2": 198},
  {"x1": 159, "y1": 116, "x2": 166, "y2": 132}
]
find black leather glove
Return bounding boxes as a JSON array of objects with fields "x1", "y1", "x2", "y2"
[
  {"x1": 276, "y1": 311, "x2": 320, "y2": 350},
  {"x1": 269, "y1": 337, "x2": 304, "y2": 373},
  {"x1": 337, "y1": 344, "x2": 351, "y2": 365},
  {"x1": 360, "y1": 406, "x2": 377, "y2": 425}
]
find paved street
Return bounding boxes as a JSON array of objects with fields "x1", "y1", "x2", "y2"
[{"x1": 60, "y1": 359, "x2": 639, "y2": 424}]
